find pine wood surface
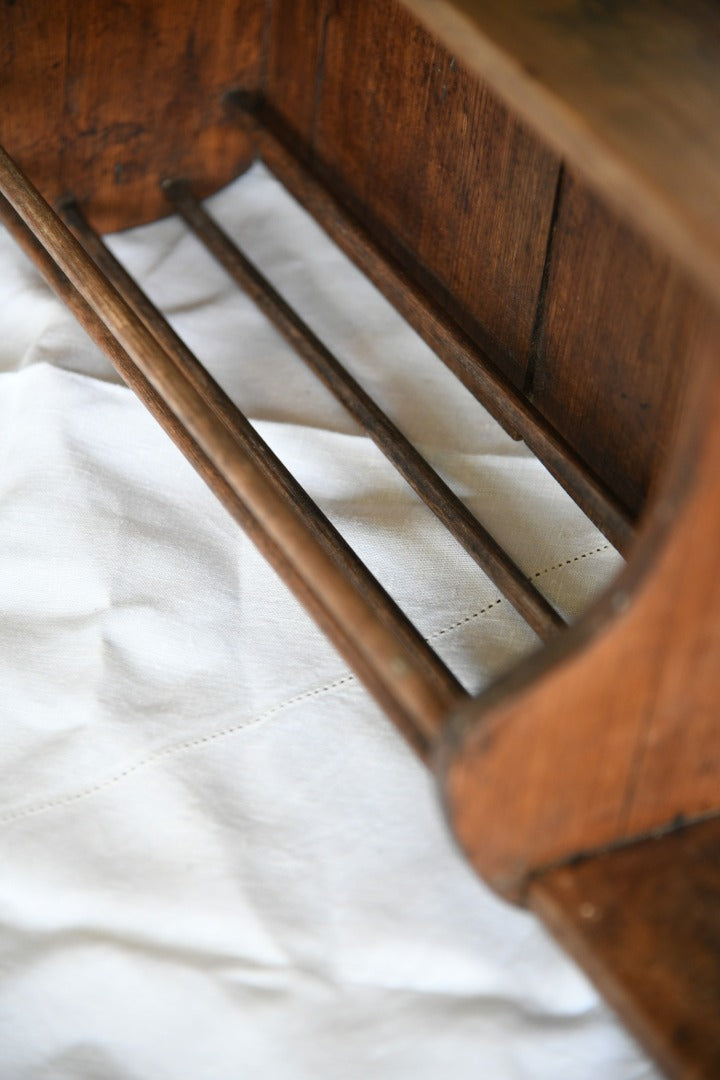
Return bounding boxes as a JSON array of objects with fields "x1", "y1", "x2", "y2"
[
  {"x1": 265, "y1": 0, "x2": 560, "y2": 388},
  {"x1": 531, "y1": 169, "x2": 708, "y2": 517},
  {"x1": 531, "y1": 817, "x2": 720, "y2": 1079},
  {"x1": 0, "y1": 0, "x2": 263, "y2": 232},
  {"x1": 1, "y1": 0, "x2": 702, "y2": 517},
  {"x1": 0, "y1": 146, "x2": 465, "y2": 749},
  {"x1": 262, "y1": 0, "x2": 705, "y2": 517},
  {"x1": 438, "y1": 315, "x2": 720, "y2": 900},
  {"x1": 402, "y1": 0, "x2": 720, "y2": 310},
  {"x1": 249, "y1": 121, "x2": 634, "y2": 552},
  {"x1": 164, "y1": 178, "x2": 566, "y2": 640},
  {"x1": 2, "y1": 2, "x2": 720, "y2": 1072}
]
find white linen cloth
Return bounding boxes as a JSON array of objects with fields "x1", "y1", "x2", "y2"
[{"x1": 0, "y1": 164, "x2": 656, "y2": 1078}]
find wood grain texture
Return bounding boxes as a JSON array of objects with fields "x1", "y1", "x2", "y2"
[
  {"x1": 532, "y1": 170, "x2": 708, "y2": 517},
  {"x1": 531, "y1": 817, "x2": 720, "y2": 1079},
  {"x1": 60, "y1": 195, "x2": 464, "y2": 754},
  {"x1": 1, "y1": 3, "x2": 719, "y2": 1068},
  {"x1": 0, "y1": 146, "x2": 466, "y2": 747},
  {"x1": 265, "y1": 0, "x2": 560, "y2": 387},
  {"x1": 402, "y1": 0, "x2": 720, "y2": 310},
  {"x1": 2, "y1": 0, "x2": 691, "y2": 521},
  {"x1": 166, "y1": 178, "x2": 566, "y2": 639},
  {"x1": 438, "y1": 312, "x2": 720, "y2": 900},
  {"x1": 263, "y1": 0, "x2": 326, "y2": 145},
  {"x1": 264, "y1": 0, "x2": 693, "y2": 517},
  {"x1": 253, "y1": 125, "x2": 635, "y2": 551},
  {"x1": 0, "y1": 0, "x2": 264, "y2": 231}
]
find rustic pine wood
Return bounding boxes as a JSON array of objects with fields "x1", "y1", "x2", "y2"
[
  {"x1": 2, "y1": 1, "x2": 720, "y2": 1073},
  {"x1": 402, "y1": 0, "x2": 720, "y2": 311},
  {"x1": 531, "y1": 169, "x2": 708, "y2": 518},
  {"x1": 0, "y1": 147, "x2": 466, "y2": 747},
  {"x1": 263, "y1": 0, "x2": 326, "y2": 148},
  {"x1": 531, "y1": 817, "x2": 720, "y2": 1079},
  {"x1": 0, "y1": 0, "x2": 263, "y2": 232},
  {"x1": 439, "y1": 312, "x2": 720, "y2": 900},
  {"x1": 165, "y1": 179, "x2": 565, "y2": 641},
  {"x1": 265, "y1": 0, "x2": 560, "y2": 388},
  {"x1": 59, "y1": 196, "x2": 463, "y2": 747},
  {"x1": 261, "y1": 0, "x2": 694, "y2": 530},
  {"x1": 251, "y1": 122, "x2": 634, "y2": 553}
]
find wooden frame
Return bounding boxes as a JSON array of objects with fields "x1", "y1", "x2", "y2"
[{"x1": 1, "y1": 1, "x2": 719, "y2": 1074}]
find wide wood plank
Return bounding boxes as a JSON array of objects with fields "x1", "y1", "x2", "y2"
[
  {"x1": 263, "y1": 0, "x2": 326, "y2": 145},
  {"x1": 265, "y1": 0, "x2": 560, "y2": 387},
  {"x1": 0, "y1": 0, "x2": 264, "y2": 231},
  {"x1": 403, "y1": 0, "x2": 720, "y2": 308},
  {"x1": 439, "y1": 312, "x2": 720, "y2": 899},
  {"x1": 532, "y1": 170, "x2": 708, "y2": 517}
]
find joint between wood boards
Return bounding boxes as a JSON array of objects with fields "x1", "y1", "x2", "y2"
[
  {"x1": 525, "y1": 161, "x2": 566, "y2": 402},
  {"x1": 518, "y1": 806, "x2": 720, "y2": 904}
]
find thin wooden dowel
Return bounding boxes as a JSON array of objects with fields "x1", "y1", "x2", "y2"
[
  {"x1": 1, "y1": 192, "x2": 435, "y2": 751},
  {"x1": 245, "y1": 117, "x2": 634, "y2": 555},
  {"x1": 0, "y1": 144, "x2": 462, "y2": 747},
  {"x1": 60, "y1": 199, "x2": 464, "y2": 719},
  {"x1": 164, "y1": 178, "x2": 565, "y2": 643}
]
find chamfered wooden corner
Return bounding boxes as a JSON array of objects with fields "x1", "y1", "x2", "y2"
[{"x1": 435, "y1": 319, "x2": 720, "y2": 903}]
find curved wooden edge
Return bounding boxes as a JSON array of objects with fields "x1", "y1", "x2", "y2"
[
  {"x1": 0, "y1": 0, "x2": 263, "y2": 232},
  {"x1": 435, "y1": 312, "x2": 720, "y2": 902}
]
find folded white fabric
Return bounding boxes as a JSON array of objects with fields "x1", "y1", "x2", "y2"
[{"x1": 0, "y1": 165, "x2": 655, "y2": 1078}]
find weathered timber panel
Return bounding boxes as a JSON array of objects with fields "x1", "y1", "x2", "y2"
[
  {"x1": 532, "y1": 170, "x2": 707, "y2": 516},
  {"x1": 265, "y1": 0, "x2": 560, "y2": 388},
  {"x1": 0, "y1": 0, "x2": 264, "y2": 231}
]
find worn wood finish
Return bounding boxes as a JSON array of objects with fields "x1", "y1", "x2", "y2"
[
  {"x1": 402, "y1": 0, "x2": 720, "y2": 312},
  {"x1": 2, "y1": 0, "x2": 672, "y2": 533},
  {"x1": 3, "y1": 1, "x2": 720, "y2": 1072},
  {"x1": 251, "y1": 122, "x2": 634, "y2": 553},
  {"x1": 2, "y1": 189, "x2": 443, "y2": 749},
  {"x1": 262, "y1": 0, "x2": 326, "y2": 145},
  {"x1": 531, "y1": 170, "x2": 708, "y2": 517},
  {"x1": 0, "y1": 146, "x2": 468, "y2": 748},
  {"x1": 259, "y1": 0, "x2": 699, "y2": 529},
  {"x1": 60, "y1": 197, "x2": 464, "y2": 739},
  {"x1": 0, "y1": 0, "x2": 263, "y2": 232},
  {"x1": 438, "y1": 313, "x2": 720, "y2": 900},
  {"x1": 165, "y1": 179, "x2": 565, "y2": 641},
  {"x1": 531, "y1": 817, "x2": 720, "y2": 1079},
  {"x1": 265, "y1": 0, "x2": 560, "y2": 387}
]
